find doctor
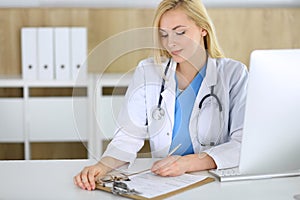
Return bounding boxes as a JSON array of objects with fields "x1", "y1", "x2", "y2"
[{"x1": 74, "y1": 0, "x2": 248, "y2": 191}]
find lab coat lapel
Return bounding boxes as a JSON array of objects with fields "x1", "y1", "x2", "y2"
[
  {"x1": 194, "y1": 57, "x2": 218, "y2": 109},
  {"x1": 160, "y1": 60, "x2": 176, "y2": 134},
  {"x1": 190, "y1": 57, "x2": 218, "y2": 150},
  {"x1": 150, "y1": 59, "x2": 176, "y2": 157},
  {"x1": 205, "y1": 57, "x2": 218, "y2": 87}
]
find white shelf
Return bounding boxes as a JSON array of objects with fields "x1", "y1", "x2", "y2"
[
  {"x1": 24, "y1": 80, "x2": 88, "y2": 87},
  {"x1": 0, "y1": 76, "x2": 24, "y2": 87},
  {"x1": 96, "y1": 73, "x2": 132, "y2": 86},
  {"x1": 0, "y1": 76, "x2": 88, "y2": 87},
  {"x1": 0, "y1": 76, "x2": 91, "y2": 160}
]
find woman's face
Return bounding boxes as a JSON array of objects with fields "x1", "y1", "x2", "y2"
[{"x1": 159, "y1": 8, "x2": 207, "y2": 64}]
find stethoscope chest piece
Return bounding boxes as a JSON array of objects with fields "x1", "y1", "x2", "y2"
[
  {"x1": 152, "y1": 107, "x2": 165, "y2": 120},
  {"x1": 151, "y1": 58, "x2": 171, "y2": 121}
]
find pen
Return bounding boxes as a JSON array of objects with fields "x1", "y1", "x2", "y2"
[
  {"x1": 125, "y1": 144, "x2": 182, "y2": 177},
  {"x1": 167, "y1": 144, "x2": 182, "y2": 157}
]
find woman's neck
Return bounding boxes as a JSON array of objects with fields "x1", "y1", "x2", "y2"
[{"x1": 176, "y1": 60, "x2": 205, "y2": 90}]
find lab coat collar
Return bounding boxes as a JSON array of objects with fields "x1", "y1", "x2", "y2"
[
  {"x1": 160, "y1": 59, "x2": 176, "y2": 133},
  {"x1": 165, "y1": 56, "x2": 218, "y2": 87},
  {"x1": 160, "y1": 56, "x2": 218, "y2": 99},
  {"x1": 205, "y1": 56, "x2": 218, "y2": 87}
]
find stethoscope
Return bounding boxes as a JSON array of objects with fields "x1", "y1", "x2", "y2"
[
  {"x1": 151, "y1": 58, "x2": 223, "y2": 147},
  {"x1": 152, "y1": 58, "x2": 222, "y2": 119},
  {"x1": 151, "y1": 59, "x2": 171, "y2": 121}
]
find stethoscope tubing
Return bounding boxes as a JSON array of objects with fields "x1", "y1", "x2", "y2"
[
  {"x1": 157, "y1": 58, "x2": 171, "y2": 109},
  {"x1": 199, "y1": 85, "x2": 223, "y2": 112}
]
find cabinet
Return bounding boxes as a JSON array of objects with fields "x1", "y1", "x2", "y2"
[
  {"x1": 0, "y1": 76, "x2": 91, "y2": 160},
  {"x1": 90, "y1": 73, "x2": 132, "y2": 157}
]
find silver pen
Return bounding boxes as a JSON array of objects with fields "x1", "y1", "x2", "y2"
[
  {"x1": 125, "y1": 144, "x2": 182, "y2": 177},
  {"x1": 167, "y1": 143, "x2": 182, "y2": 156}
]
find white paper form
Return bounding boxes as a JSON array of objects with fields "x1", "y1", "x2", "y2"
[{"x1": 125, "y1": 172, "x2": 207, "y2": 199}]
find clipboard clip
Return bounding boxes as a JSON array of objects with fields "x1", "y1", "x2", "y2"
[
  {"x1": 99, "y1": 175, "x2": 142, "y2": 196},
  {"x1": 111, "y1": 180, "x2": 141, "y2": 196}
]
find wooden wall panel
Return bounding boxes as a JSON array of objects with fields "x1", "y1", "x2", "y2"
[
  {"x1": 0, "y1": 143, "x2": 24, "y2": 160},
  {"x1": 208, "y1": 8, "x2": 300, "y2": 66},
  {"x1": 87, "y1": 9, "x2": 154, "y2": 73},
  {"x1": 30, "y1": 142, "x2": 87, "y2": 159},
  {"x1": 0, "y1": 8, "x2": 299, "y2": 75}
]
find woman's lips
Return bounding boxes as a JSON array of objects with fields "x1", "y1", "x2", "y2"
[{"x1": 171, "y1": 49, "x2": 182, "y2": 55}]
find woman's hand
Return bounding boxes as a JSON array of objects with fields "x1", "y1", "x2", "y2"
[
  {"x1": 151, "y1": 155, "x2": 189, "y2": 176},
  {"x1": 151, "y1": 153, "x2": 217, "y2": 177},
  {"x1": 74, "y1": 157, "x2": 127, "y2": 191},
  {"x1": 73, "y1": 162, "x2": 110, "y2": 191}
]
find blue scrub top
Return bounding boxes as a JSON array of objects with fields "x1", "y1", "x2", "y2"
[{"x1": 169, "y1": 63, "x2": 207, "y2": 155}]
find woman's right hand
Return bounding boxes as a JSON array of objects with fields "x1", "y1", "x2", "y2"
[{"x1": 73, "y1": 162, "x2": 110, "y2": 191}]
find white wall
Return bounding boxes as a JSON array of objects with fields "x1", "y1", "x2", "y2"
[{"x1": 0, "y1": 0, "x2": 299, "y2": 8}]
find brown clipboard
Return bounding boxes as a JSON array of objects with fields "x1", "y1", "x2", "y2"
[{"x1": 95, "y1": 176, "x2": 215, "y2": 200}]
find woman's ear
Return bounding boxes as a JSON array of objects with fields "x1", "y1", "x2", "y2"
[{"x1": 201, "y1": 29, "x2": 208, "y2": 37}]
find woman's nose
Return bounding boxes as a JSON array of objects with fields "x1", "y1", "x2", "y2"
[{"x1": 167, "y1": 34, "x2": 177, "y2": 48}]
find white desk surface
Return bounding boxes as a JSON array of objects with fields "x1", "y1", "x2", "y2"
[{"x1": 1, "y1": 158, "x2": 299, "y2": 200}]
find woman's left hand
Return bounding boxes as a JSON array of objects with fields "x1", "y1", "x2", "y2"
[{"x1": 151, "y1": 155, "x2": 190, "y2": 176}]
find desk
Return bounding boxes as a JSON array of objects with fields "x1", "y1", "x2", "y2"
[{"x1": 1, "y1": 158, "x2": 299, "y2": 200}]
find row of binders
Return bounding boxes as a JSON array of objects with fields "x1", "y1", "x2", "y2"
[{"x1": 21, "y1": 27, "x2": 87, "y2": 81}]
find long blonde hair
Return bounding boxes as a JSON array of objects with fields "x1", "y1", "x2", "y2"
[{"x1": 153, "y1": 0, "x2": 224, "y2": 63}]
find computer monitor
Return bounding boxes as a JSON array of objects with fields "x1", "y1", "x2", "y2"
[{"x1": 239, "y1": 49, "x2": 300, "y2": 174}]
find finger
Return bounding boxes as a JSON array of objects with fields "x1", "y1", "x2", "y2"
[
  {"x1": 151, "y1": 162, "x2": 164, "y2": 173},
  {"x1": 78, "y1": 167, "x2": 93, "y2": 190},
  {"x1": 95, "y1": 174, "x2": 104, "y2": 184},
  {"x1": 88, "y1": 168, "x2": 97, "y2": 190},
  {"x1": 152, "y1": 157, "x2": 176, "y2": 172},
  {"x1": 74, "y1": 173, "x2": 86, "y2": 190},
  {"x1": 158, "y1": 165, "x2": 179, "y2": 177},
  {"x1": 156, "y1": 167, "x2": 170, "y2": 176},
  {"x1": 152, "y1": 163, "x2": 169, "y2": 175},
  {"x1": 81, "y1": 171, "x2": 92, "y2": 191},
  {"x1": 73, "y1": 174, "x2": 79, "y2": 186},
  {"x1": 151, "y1": 159, "x2": 168, "y2": 172}
]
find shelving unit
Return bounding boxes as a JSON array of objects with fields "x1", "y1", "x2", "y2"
[
  {"x1": 0, "y1": 73, "x2": 136, "y2": 160},
  {"x1": 90, "y1": 73, "x2": 132, "y2": 159},
  {"x1": 0, "y1": 76, "x2": 91, "y2": 160}
]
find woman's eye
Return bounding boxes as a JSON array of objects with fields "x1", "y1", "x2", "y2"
[
  {"x1": 160, "y1": 33, "x2": 168, "y2": 38},
  {"x1": 176, "y1": 31, "x2": 185, "y2": 35}
]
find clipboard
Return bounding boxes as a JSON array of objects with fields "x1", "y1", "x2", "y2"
[{"x1": 96, "y1": 176, "x2": 215, "y2": 200}]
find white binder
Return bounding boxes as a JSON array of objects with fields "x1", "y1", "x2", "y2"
[
  {"x1": 21, "y1": 28, "x2": 38, "y2": 80},
  {"x1": 70, "y1": 27, "x2": 87, "y2": 81},
  {"x1": 37, "y1": 27, "x2": 54, "y2": 80},
  {"x1": 54, "y1": 27, "x2": 71, "y2": 80}
]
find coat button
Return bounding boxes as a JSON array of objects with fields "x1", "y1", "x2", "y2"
[{"x1": 167, "y1": 132, "x2": 170, "y2": 136}]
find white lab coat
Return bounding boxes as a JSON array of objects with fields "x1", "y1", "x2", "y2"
[{"x1": 102, "y1": 56, "x2": 248, "y2": 169}]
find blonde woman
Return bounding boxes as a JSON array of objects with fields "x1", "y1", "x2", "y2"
[{"x1": 74, "y1": 0, "x2": 248, "y2": 191}]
